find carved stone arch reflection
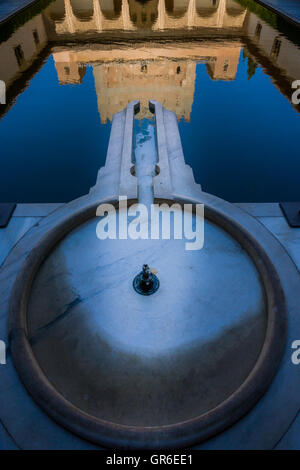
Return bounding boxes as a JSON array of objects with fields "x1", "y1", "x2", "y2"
[
  {"x1": 129, "y1": 0, "x2": 159, "y2": 28},
  {"x1": 225, "y1": 0, "x2": 246, "y2": 17},
  {"x1": 165, "y1": 0, "x2": 189, "y2": 19},
  {"x1": 99, "y1": 0, "x2": 122, "y2": 19},
  {"x1": 196, "y1": 0, "x2": 220, "y2": 18},
  {"x1": 47, "y1": 0, "x2": 66, "y2": 21},
  {"x1": 70, "y1": 0, "x2": 94, "y2": 20}
]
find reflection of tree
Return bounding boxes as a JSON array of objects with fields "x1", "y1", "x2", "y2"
[
  {"x1": 236, "y1": 0, "x2": 277, "y2": 28},
  {"x1": 247, "y1": 56, "x2": 257, "y2": 79},
  {"x1": 243, "y1": 48, "x2": 257, "y2": 80},
  {"x1": 237, "y1": 0, "x2": 300, "y2": 47}
]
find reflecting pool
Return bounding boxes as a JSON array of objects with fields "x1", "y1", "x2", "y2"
[{"x1": 0, "y1": 0, "x2": 299, "y2": 202}]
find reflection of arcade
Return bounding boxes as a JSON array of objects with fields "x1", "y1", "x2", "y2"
[
  {"x1": 46, "y1": 0, "x2": 247, "y2": 33},
  {"x1": 52, "y1": 42, "x2": 241, "y2": 122}
]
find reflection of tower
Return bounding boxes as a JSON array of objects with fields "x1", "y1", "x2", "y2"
[
  {"x1": 52, "y1": 42, "x2": 242, "y2": 122},
  {"x1": 92, "y1": 60, "x2": 196, "y2": 123},
  {"x1": 206, "y1": 46, "x2": 240, "y2": 80},
  {"x1": 54, "y1": 60, "x2": 86, "y2": 84}
]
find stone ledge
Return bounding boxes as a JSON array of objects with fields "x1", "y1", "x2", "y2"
[{"x1": 14, "y1": 203, "x2": 64, "y2": 218}]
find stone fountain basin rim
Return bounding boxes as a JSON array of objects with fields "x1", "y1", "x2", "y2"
[{"x1": 8, "y1": 198, "x2": 286, "y2": 450}]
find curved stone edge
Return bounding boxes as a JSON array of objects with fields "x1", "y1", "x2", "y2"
[
  {"x1": 0, "y1": 192, "x2": 107, "y2": 450},
  {"x1": 185, "y1": 191, "x2": 300, "y2": 450},
  {"x1": 8, "y1": 198, "x2": 286, "y2": 449},
  {"x1": 0, "y1": 190, "x2": 299, "y2": 449}
]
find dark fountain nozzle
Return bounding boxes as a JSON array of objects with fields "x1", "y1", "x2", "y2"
[{"x1": 133, "y1": 264, "x2": 160, "y2": 296}]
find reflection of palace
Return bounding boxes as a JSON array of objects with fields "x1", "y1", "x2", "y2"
[
  {"x1": 0, "y1": 0, "x2": 300, "y2": 122},
  {"x1": 46, "y1": 0, "x2": 246, "y2": 121},
  {"x1": 53, "y1": 42, "x2": 241, "y2": 121},
  {"x1": 45, "y1": 0, "x2": 246, "y2": 34},
  {"x1": 94, "y1": 61, "x2": 196, "y2": 121}
]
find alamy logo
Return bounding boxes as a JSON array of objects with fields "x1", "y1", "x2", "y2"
[
  {"x1": 0, "y1": 340, "x2": 6, "y2": 365},
  {"x1": 291, "y1": 340, "x2": 300, "y2": 365},
  {"x1": 0, "y1": 80, "x2": 5, "y2": 105},
  {"x1": 96, "y1": 196, "x2": 204, "y2": 251},
  {"x1": 291, "y1": 80, "x2": 300, "y2": 105}
]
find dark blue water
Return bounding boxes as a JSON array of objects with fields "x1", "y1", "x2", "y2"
[
  {"x1": 179, "y1": 57, "x2": 300, "y2": 202},
  {"x1": 0, "y1": 56, "x2": 111, "y2": 202}
]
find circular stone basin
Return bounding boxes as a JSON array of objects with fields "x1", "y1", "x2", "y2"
[{"x1": 9, "y1": 200, "x2": 286, "y2": 449}]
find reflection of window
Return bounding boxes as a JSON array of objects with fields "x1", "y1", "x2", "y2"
[
  {"x1": 271, "y1": 37, "x2": 281, "y2": 60},
  {"x1": 64, "y1": 66, "x2": 70, "y2": 76},
  {"x1": 14, "y1": 45, "x2": 25, "y2": 66},
  {"x1": 223, "y1": 59, "x2": 229, "y2": 72},
  {"x1": 141, "y1": 12, "x2": 147, "y2": 23},
  {"x1": 254, "y1": 23, "x2": 262, "y2": 41},
  {"x1": 33, "y1": 29, "x2": 40, "y2": 45},
  {"x1": 177, "y1": 66, "x2": 181, "y2": 74}
]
